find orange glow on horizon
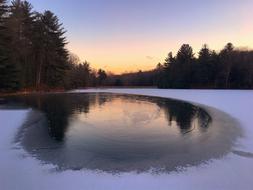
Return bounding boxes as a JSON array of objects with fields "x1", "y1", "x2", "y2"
[
  {"x1": 28, "y1": 0, "x2": 253, "y2": 74},
  {"x1": 65, "y1": 2, "x2": 253, "y2": 75},
  {"x1": 67, "y1": 36, "x2": 253, "y2": 74}
]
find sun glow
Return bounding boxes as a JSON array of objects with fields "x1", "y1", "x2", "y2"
[{"x1": 29, "y1": 0, "x2": 253, "y2": 74}]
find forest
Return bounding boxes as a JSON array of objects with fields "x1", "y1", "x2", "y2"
[
  {"x1": 0, "y1": 0, "x2": 107, "y2": 92},
  {"x1": 111, "y1": 43, "x2": 253, "y2": 89},
  {"x1": 1, "y1": 0, "x2": 253, "y2": 92}
]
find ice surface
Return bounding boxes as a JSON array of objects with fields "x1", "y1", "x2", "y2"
[{"x1": 1, "y1": 89, "x2": 253, "y2": 190}]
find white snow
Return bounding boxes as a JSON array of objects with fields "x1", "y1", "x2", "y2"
[{"x1": 1, "y1": 89, "x2": 253, "y2": 190}]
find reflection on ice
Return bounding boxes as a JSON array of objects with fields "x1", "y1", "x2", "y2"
[{"x1": 3, "y1": 93, "x2": 240, "y2": 173}]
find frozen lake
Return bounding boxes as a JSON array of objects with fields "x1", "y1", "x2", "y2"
[
  {"x1": 4, "y1": 93, "x2": 240, "y2": 173},
  {"x1": 0, "y1": 89, "x2": 253, "y2": 190}
]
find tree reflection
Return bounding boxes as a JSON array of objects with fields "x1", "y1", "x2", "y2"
[
  {"x1": 157, "y1": 99, "x2": 212, "y2": 134},
  {"x1": 9, "y1": 93, "x2": 98, "y2": 141},
  {"x1": 7, "y1": 93, "x2": 212, "y2": 141}
]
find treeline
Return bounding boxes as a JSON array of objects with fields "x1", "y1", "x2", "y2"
[
  {"x1": 103, "y1": 70, "x2": 158, "y2": 87},
  {"x1": 157, "y1": 43, "x2": 253, "y2": 89},
  {"x1": 1, "y1": 0, "x2": 253, "y2": 92},
  {"x1": 105, "y1": 43, "x2": 253, "y2": 89},
  {"x1": 0, "y1": 0, "x2": 106, "y2": 92}
]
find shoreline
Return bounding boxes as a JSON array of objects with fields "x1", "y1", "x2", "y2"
[{"x1": 1, "y1": 86, "x2": 253, "y2": 97}]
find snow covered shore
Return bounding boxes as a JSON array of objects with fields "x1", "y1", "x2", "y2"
[{"x1": 1, "y1": 89, "x2": 253, "y2": 190}]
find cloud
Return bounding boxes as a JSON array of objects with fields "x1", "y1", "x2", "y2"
[{"x1": 146, "y1": 56, "x2": 154, "y2": 60}]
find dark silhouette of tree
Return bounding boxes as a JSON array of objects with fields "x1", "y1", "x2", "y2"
[
  {"x1": 191, "y1": 44, "x2": 216, "y2": 87},
  {"x1": 40, "y1": 10, "x2": 68, "y2": 88},
  {"x1": 175, "y1": 44, "x2": 195, "y2": 88},
  {"x1": 0, "y1": 1, "x2": 70, "y2": 91},
  {"x1": 114, "y1": 78, "x2": 123, "y2": 86},
  {"x1": 217, "y1": 43, "x2": 235, "y2": 88},
  {"x1": 64, "y1": 53, "x2": 96, "y2": 89},
  {"x1": 158, "y1": 44, "x2": 196, "y2": 88},
  {"x1": 0, "y1": 0, "x2": 19, "y2": 90},
  {"x1": 153, "y1": 63, "x2": 164, "y2": 86},
  {"x1": 154, "y1": 43, "x2": 253, "y2": 89},
  {"x1": 0, "y1": 0, "x2": 253, "y2": 91},
  {"x1": 229, "y1": 50, "x2": 253, "y2": 88},
  {"x1": 32, "y1": 12, "x2": 47, "y2": 89},
  {"x1": 176, "y1": 44, "x2": 194, "y2": 64},
  {"x1": 65, "y1": 60, "x2": 91, "y2": 89},
  {"x1": 105, "y1": 42, "x2": 253, "y2": 89},
  {"x1": 7, "y1": 0, "x2": 36, "y2": 88},
  {"x1": 97, "y1": 69, "x2": 107, "y2": 85}
]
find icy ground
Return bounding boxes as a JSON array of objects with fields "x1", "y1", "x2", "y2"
[{"x1": 1, "y1": 89, "x2": 253, "y2": 190}]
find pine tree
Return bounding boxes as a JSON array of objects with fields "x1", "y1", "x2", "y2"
[
  {"x1": 176, "y1": 44, "x2": 194, "y2": 64},
  {"x1": 196, "y1": 44, "x2": 215, "y2": 87},
  {"x1": 97, "y1": 69, "x2": 107, "y2": 85},
  {"x1": 0, "y1": 0, "x2": 19, "y2": 91},
  {"x1": 174, "y1": 44, "x2": 195, "y2": 88},
  {"x1": 218, "y1": 43, "x2": 235, "y2": 88},
  {"x1": 7, "y1": 0, "x2": 35, "y2": 88},
  {"x1": 40, "y1": 10, "x2": 68, "y2": 88}
]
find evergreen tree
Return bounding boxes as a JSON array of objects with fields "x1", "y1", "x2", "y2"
[
  {"x1": 65, "y1": 61, "x2": 91, "y2": 89},
  {"x1": 195, "y1": 44, "x2": 215, "y2": 87},
  {"x1": 173, "y1": 44, "x2": 195, "y2": 88},
  {"x1": 7, "y1": 0, "x2": 35, "y2": 88},
  {"x1": 40, "y1": 10, "x2": 68, "y2": 88},
  {"x1": 97, "y1": 69, "x2": 107, "y2": 85},
  {"x1": 159, "y1": 52, "x2": 175, "y2": 88},
  {"x1": 218, "y1": 43, "x2": 234, "y2": 88},
  {"x1": 176, "y1": 44, "x2": 194, "y2": 64},
  {"x1": 32, "y1": 12, "x2": 47, "y2": 89},
  {"x1": 0, "y1": 0, "x2": 19, "y2": 90}
]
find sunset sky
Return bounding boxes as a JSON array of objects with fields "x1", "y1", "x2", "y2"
[{"x1": 29, "y1": 0, "x2": 253, "y2": 74}]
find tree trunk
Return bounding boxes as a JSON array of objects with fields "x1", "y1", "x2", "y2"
[{"x1": 36, "y1": 55, "x2": 43, "y2": 89}]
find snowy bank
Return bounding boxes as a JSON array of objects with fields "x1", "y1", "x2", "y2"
[{"x1": 1, "y1": 89, "x2": 253, "y2": 190}]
